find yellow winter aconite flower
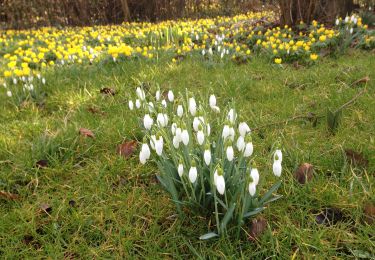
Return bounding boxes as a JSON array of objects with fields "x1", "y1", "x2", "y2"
[
  {"x1": 274, "y1": 58, "x2": 282, "y2": 64},
  {"x1": 319, "y1": 35, "x2": 327, "y2": 42},
  {"x1": 310, "y1": 53, "x2": 318, "y2": 61}
]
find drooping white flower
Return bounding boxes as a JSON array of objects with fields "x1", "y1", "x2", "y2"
[
  {"x1": 143, "y1": 114, "x2": 153, "y2": 130},
  {"x1": 6, "y1": 90, "x2": 12, "y2": 97},
  {"x1": 273, "y1": 160, "x2": 282, "y2": 177},
  {"x1": 135, "y1": 99, "x2": 141, "y2": 109},
  {"x1": 229, "y1": 127, "x2": 235, "y2": 141},
  {"x1": 345, "y1": 16, "x2": 349, "y2": 23},
  {"x1": 335, "y1": 18, "x2": 340, "y2": 26},
  {"x1": 248, "y1": 182, "x2": 257, "y2": 196},
  {"x1": 208, "y1": 47, "x2": 213, "y2": 55},
  {"x1": 197, "y1": 130, "x2": 205, "y2": 145},
  {"x1": 150, "y1": 135, "x2": 156, "y2": 150},
  {"x1": 274, "y1": 149, "x2": 283, "y2": 162},
  {"x1": 161, "y1": 99, "x2": 167, "y2": 108},
  {"x1": 136, "y1": 87, "x2": 145, "y2": 100},
  {"x1": 227, "y1": 109, "x2": 237, "y2": 124},
  {"x1": 181, "y1": 130, "x2": 189, "y2": 145},
  {"x1": 193, "y1": 116, "x2": 205, "y2": 132},
  {"x1": 42, "y1": 78, "x2": 46, "y2": 85},
  {"x1": 168, "y1": 90, "x2": 174, "y2": 102},
  {"x1": 13, "y1": 78, "x2": 17, "y2": 85},
  {"x1": 211, "y1": 106, "x2": 220, "y2": 113},
  {"x1": 173, "y1": 135, "x2": 180, "y2": 149},
  {"x1": 236, "y1": 136, "x2": 245, "y2": 152},
  {"x1": 178, "y1": 163, "x2": 184, "y2": 177},
  {"x1": 171, "y1": 123, "x2": 177, "y2": 135},
  {"x1": 139, "y1": 143, "x2": 151, "y2": 164},
  {"x1": 148, "y1": 102, "x2": 154, "y2": 112},
  {"x1": 222, "y1": 125, "x2": 230, "y2": 140},
  {"x1": 177, "y1": 105, "x2": 184, "y2": 117},
  {"x1": 226, "y1": 146, "x2": 234, "y2": 161},
  {"x1": 215, "y1": 174, "x2": 225, "y2": 195},
  {"x1": 155, "y1": 90, "x2": 161, "y2": 101},
  {"x1": 204, "y1": 149, "x2": 211, "y2": 166},
  {"x1": 238, "y1": 122, "x2": 251, "y2": 137},
  {"x1": 189, "y1": 97, "x2": 197, "y2": 116},
  {"x1": 189, "y1": 165, "x2": 198, "y2": 183},
  {"x1": 157, "y1": 113, "x2": 168, "y2": 127},
  {"x1": 202, "y1": 49, "x2": 206, "y2": 56},
  {"x1": 206, "y1": 124, "x2": 211, "y2": 136},
  {"x1": 250, "y1": 168, "x2": 259, "y2": 185},
  {"x1": 243, "y1": 142, "x2": 253, "y2": 157},
  {"x1": 350, "y1": 28, "x2": 353, "y2": 34},
  {"x1": 209, "y1": 95, "x2": 216, "y2": 108},
  {"x1": 155, "y1": 136, "x2": 164, "y2": 156}
]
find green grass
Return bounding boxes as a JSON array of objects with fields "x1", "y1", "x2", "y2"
[{"x1": 0, "y1": 52, "x2": 374, "y2": 258}]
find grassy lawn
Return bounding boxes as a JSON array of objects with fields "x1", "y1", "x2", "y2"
[{"x1": 0, "y1": 51, "x2": 374, "y2": 258}]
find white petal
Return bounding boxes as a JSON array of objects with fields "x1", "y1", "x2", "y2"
[
  {"x1": 168, "y1": 90, "x2": 174, "y2": 102},
  {"x1": 189, "y1": 98, "x2": 197, "y2": 116},
  {"x1": 197, "y1": 131, "x2": 205, "y2": 145},
  {"x1": 244, "y1": 142, "x2": 253, "y2": 157},
  {"x1": 204, "y1": 149, "x2": 211, "y2": 166},
  {"x1": 181, "y1": 130, "x2": 189, "y2": 145},
  {"x1": 226, "y1": 146, "x2": 234, "y2": 161},
  {"x1": 250, "y1": 168, "x2": 259, "y2": 185},
  {"x1": 248, "y1": 182, "x2": 257, "y2": 196},
  {"x1": 273, "y1": 160, "x2": 282, "y2": 177},
  {"x1": 177, "y1": 105, "x2": 184, "y2": 117},
  {"x1": 178, "y1": 164, "x2": 184, "y2": 177},
  {"x1": 189, "y1": 167, "x2": 197, "y2": 183},
  {"x1": 236, "y1": 136, "x2": 245, "y2": 152},
  {"x1": 209, "y1": 95, "x2": 216, "y2": 108},
  {"x1": 216, "y1": 175, "x2": 225, "y2": 195}
]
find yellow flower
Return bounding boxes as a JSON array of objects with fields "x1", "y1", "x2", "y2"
[
  {"x1": 319, "y1": 35, "x2": 326, "y2": 42},
  {"x1": 310, "y1": 53, "x2": 318, "y2": 61},
  {"x1": 4, "y1": 70, "x2": 12, "y2": 77},
  {"x1": 274, "y1": 58, "x2": 282, "y2": 64},
  {"x1": 246, "y1": 50, "x2": 251, "y2": 55}
]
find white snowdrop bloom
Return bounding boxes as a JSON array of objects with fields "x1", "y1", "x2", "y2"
[
  {"x1": 209, "y1": 94, "x2": 216, "y2": 108},
  {"x1": 157, "y1": 113, "x2": 168, "y2": 127},
  {"x1": 13, "y1": 78, "x2": 17, "y2": 85},
  {"x1": 168, "y1": 90, "x2": 174, "y2": 102},
  {"x1": 136, "y1": 87, "x2": 145, "y2": 100},
  {"x1": 273, "y1": 160, "x2": 282, "y2": 177},
  {"x1": 178, "y1": 163, "x2": 184, "y2": 177},
  {"x1": 197, "y1": 130, "x2": 205, "y2": 145},
  {"x1": 335, "y1": 18, "x2": 340, "y2": 26},
  {"x1": 177, "y1": 105, "x2": 184, "y2": 117},
  {"x1": 218, "y1": 46, "x2": 221, "y2": 52},
  {"x1": 216, "y1": 174, "x2": 225, "y2": 195},
  {"x1": 204, "y1": 149, "x2": 211, "y2": 166},
  {"x1": 206, "y1": 124, "x2": 211, "y2": 136},
  {"x1": 173, "y1": 135, "x2": 180, "y2": 149},
  {"x1": 236, "y1": 136, "x2": 245, "y2": 152},
  {"x1": 6, "y1": 90, "x2": 12, "y2": 97},
  {"x1": 345, "y1": 16, "x2": 349, "y2": 23},
  {"x1": 196, "y1": 34, "x2": 199, "y2": 41},
  {"x1": 155, "y1": 90, "x2": 161, "y2": 101},
  {"x1": 150, "y1": 135, "x2": 157, "y2": 150},
  {"x1": 175, "y1": 128, "x2": 182, "y2": 141},
  {"x1": 143, "y1": 114, "x2": 153, "y2": 130},
  {"x1": 211, "y1": 106, "x2": 220, "y2": 113},
  {"x1": 135, "y1": 99, "x2": 141, "y2": 109},
  {"x1": 229, "y1": 127, "x2": 235, "y2": 141},
  {"x1": 250, "y1": 168, "x2": 259, "y2": 185},
  {"x1": 227, "y1": 109, "x2": 237, "y2": 124},
  {"x1": 220, "y1": 52, "x2": 224, "y2": 59},
  {"x1": 350, "y1": 28, "x2": 353, "y2": 34},
  {"x1": 243, "y1": 142, "x2": 253, "y2": 157},
  {"x1": 161, "y1": 99, "x2": 167, "y2": 108},
  {"x1": 202, "y1": 49, "x2": 206, "y2": 56},
  {"x1": 171, "y1": 123, "x2": 177, "y2": 135},
  {"x1": 148, "y1": 102, "x2": 154, "y2": 111},
  {"x1": 189, "y1": 97, "x2": 197, "y2": 116},
  {"x1": 29, "y1": 84, "x2": 34, "y2": 91},
  {"x1": 274, "y1": 149, "x2": 283, "y2": 162},
  {"x1": 226, "y1": 146, "x2": 234, "y2": 161},
  {"x1": 226, "y1": 49, "x2": 229, "y2": 55},
  {"x1": 139, "y1": 143, "x2": 151, "y2": 164},
  {"x1": 189, "y1": 166, "x2": 198, "y2": 183},
  {"x1": 181, "y1": 130, "x2": 189, "y2": 145},
  {"x1": 248, "y1": 182, "x2": 257, "y2": 196},
  {"x1": 21, "y1": 76, "x2": 26, "y2": 82},
  {"x1": 128, "y1": 100, "x2": 134, "y2": 110},
  {"x1": 193, "y1": 116, "x2": 205, "y2": 132},
  {"x1": 155, "y1": 136, "x2": 164, "y2": 156},
  {"x1": 37, "y1": 74, "x2": 41, "y2": 79},
  {"x1": 238, "y1": 122, "x2": 251, "y2": 137},
  {"x1": 222, "y1": 125, "x2": 230, "y2": 140},
  {"x1": 208, "y1": 48, "x2": 213, "y2": 55}
]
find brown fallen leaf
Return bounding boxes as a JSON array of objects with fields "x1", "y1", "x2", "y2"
[
  {"x1": 100, "y1": 87, "x2": 116, "y2": 96},
  {"x1": 364, "y1": 203, "x2": 375, "y2": 224},
  {"x1": 0, "y1": 190, "x2": 19, "y2": 200},
  {"x1": 35, "y1": 159, "x2": 48, "y2": 168},
  {"x1": 294, "y1": 163, "x2": 314, "y2": 184},
  {"x1": 79, "y1": 128, "x2": 95, "y2": 138},
  {"x1": 351, "y1": 76, "x2": 370, "y2": 87},
  {"x1": 248, "y1": 217, "x2": 267, "y2": 241},
  {"x1": 39, "y1": 203, "x2": 52, "y2": 214},
  {"x1": 87, "y1": 107, "x2": 105, "y2": 115},
  {"x1": 345, "y1": 149, "x2": 369, "y2": 168},
  {"x1": 117, "y1": 140, "x2": 138, "y2": 158}
]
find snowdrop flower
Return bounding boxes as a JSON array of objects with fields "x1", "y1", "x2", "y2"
[
  {"x1": 345, "y1": 16, "x2": 349, "y2": 23},
  {"x1": 209, "y1": 94, "x2": 216, "y2": 108},
  {"x1": 211, "y1": 105, "x2": 220, "y2": 113},
  {"x1": 173, "y1": 135, "x2": 180, "y2": 149},
  {"x1": 248, "y1": 182, "x2": 257, "y2": 196},
  {"x1": 226, "y1": 145, "x2": 234, "y2": 161},
  {"x1": 161, "y1": 99, "x2": 167, "y2": 108},
  {"x1": 250, "y1": 168, "x2": 259, "y2": 185},
  {"x1": 177, "y1": 105, "x2": 184, "y2": 117},
  {"x1": 143, "y1": 114, "x2": 153, "y2": 130},
  {"x1": 208, "y1": 47, "x2": 213, "y2": 55},
  {"x1": 236, "y1": 136, "x2": 245, "y2": 152},
  {"x1": 168, "y1": 90, "x2": 174, "y2": 102},
  {"x1": 197, "y1": 130, "x2": 205, "y2": 145},
  {"x1": 238, "y1": 122, "x2": 251, "y2": 137},
  {"x1": 229, "y1": 126, "x2": 235, "y2": 141},
  {"x1": 37, "y1": 74, "x2": 41, "y2": 79},
  {"x1": 178, "y1": 162, "x2": 184, "y2": 177},
  {"x1": 136, "y1": 87, "x2": 145, "y2": 100},
  {"x1": 220, "y1": 52, "x2": 224, "y2": 59},
  {"x1": 214, "y1": 169, "x2": 225, "y2": 195},
  {"x1": 335, "y1": 18, "x2": 340, "y2": 26},
  {"x1": 222, "y1": 125, "x2": 230, "y2": 140},
  {"x1": 227, "y1": 109, "x2": 236, "y2": 124},
  {"x1": 139, "y1": 143, "x2": 151, "y2": 164},
  {"x1": 274, "y1": 149, "x2": 283, "y2": 162},
  {"x1": 243, "y1": 141, "x2": 253, "y2": 157},
  {"x1": 204, "y1": 147, "x2": 211, "y2": 166},
  {"x1": 155, "y1": 90, "x2": 161, "y2": 101},
  {"x1": 155, "y1": 136, "x2": 164, "y2": 156},
  {"x1": 189, "y1": 97, "x2": 197, "y2": 116},
  {"x1": 148, "y1": 102, "x2": 154, "y2": 111},
  {"x1": 157, "y1": 113, "x2": 168, "y2": 127},
  {"x1": 6, "y1": 90, "x2": 12, "y2": 97},
  {"x1": 350, "y1": 28, "x2": 353, "y2": 34},
  {"x1": 171, "y1": 123, "x2": 177, "y2": 135},
  {"x1": 189, "y1": 162, "x2": 198, "y2": 183},
  {"x1": 206, "y1": 124, "x2": 211, "y2": 136},
  {"x1": 135, "y1": 99, "x2": 141, "y2": 109},
  {"x1": 273, "y1": 160, "x2": 282, "y2": 177},
  {"x1": 202, "y1": 49, "x2": 206, "y2": 56},
  {"x1": 13, "y1": 78, "x2": 17, "y2": 85},
  {"x1": 193, "y1": 116, "x2": 205, "y2": 132},
  {"x1": 181, "y1": 129, "x2": 189, "y2": 145}
]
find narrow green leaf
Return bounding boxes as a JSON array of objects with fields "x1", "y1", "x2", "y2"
[
  {"x1": 243, "y1": 207, "x2": 264, "y2": 218},
  {"x1": 220, "y1": 203, "x2": 236, "y2": 231},
  {"x1": 199, "y1": 232, "x2": 218, "y2": 240},
  {"x1": 259, "y1": 181, "x2": 282, "y2": 205}
]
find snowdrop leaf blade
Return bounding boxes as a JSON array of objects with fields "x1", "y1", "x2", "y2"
[
  {"x1": 259, "y1": 181, "x2": 282, "y2": 205},
  {"x1": 220, "y1": 203, "x2": 236, "y2": 231},
  {"x1": 243, "y1": 207, "x2": 265, "y2": 218}
]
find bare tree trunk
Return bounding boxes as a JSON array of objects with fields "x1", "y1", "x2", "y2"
[{"x1": 120, "y1": 0, "x2": 131, "y2": 21}]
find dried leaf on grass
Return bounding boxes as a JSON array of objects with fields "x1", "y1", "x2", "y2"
[
  {"x1": 364, "y1": 203, "x2": 375, "y2": 224},
  {"x1": 294, "y1": 163, "x2": 314, "y2": 184},
  {"x1": 248, "y1": 217, "x2": 267, "y2": 241},
  {"x1": 100, "y1": 87, "x2": 116, "y2": 96},
  {"x1": 345, "y1": 149, "x2": 369, "y2": 168},
  {"x1": 0, "y1": 190, "x2": 19, "y2": 200},
  {"x1": 39, "y1": 203, "x2": 52, "y2": 214},
  {"x1": 351, "y1": 76, "x2": 370, "y2": 87},
  {"x1": 117, "y1": 140, "x2": 138, "y2": 158},
  {"x1": 79, "y1": 128, "x2": 95, "y2": 138}
]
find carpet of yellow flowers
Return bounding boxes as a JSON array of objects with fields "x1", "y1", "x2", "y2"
[{"x1": 1, "y1": 11, "x2": 374, "y2": 83}]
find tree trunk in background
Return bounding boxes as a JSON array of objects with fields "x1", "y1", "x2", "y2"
[
  {"x1": 120, "y1": 0, "x2": 131, "y2": 22},
  {"x1": 279, "y1": 0, "x2": 356, "y2": 26}
]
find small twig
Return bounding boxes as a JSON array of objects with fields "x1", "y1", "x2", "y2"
[{"x1": 334, "y1": 88, "x2": 366, "y2": 113}]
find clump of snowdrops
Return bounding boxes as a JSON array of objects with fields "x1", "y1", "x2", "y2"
[{"x1": 128, "y1": 87, "x2": 283, "y2": 239}]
